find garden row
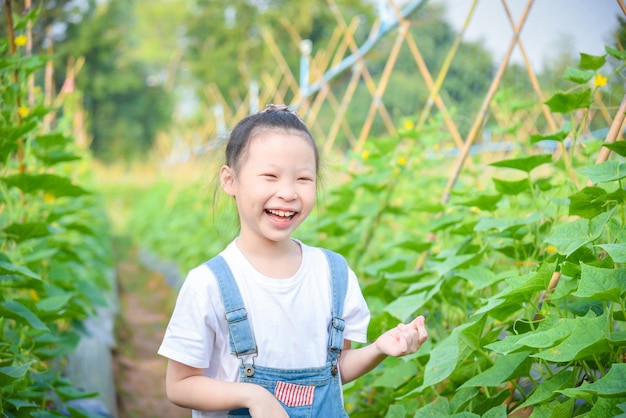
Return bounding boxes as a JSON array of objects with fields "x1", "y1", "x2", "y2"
[{"x1": 1, "y1": 10, "x2": 115, "y2": 417}]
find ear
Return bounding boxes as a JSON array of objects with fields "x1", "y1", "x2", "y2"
[{"x1": 220, "y1": 165, "x2": 236, "y2": 196}]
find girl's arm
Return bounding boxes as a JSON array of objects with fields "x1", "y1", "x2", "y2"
[
  {"x1": 165, "y1": 359, "x2": 289, "y2": 418},
  {"x1": 338, "y1": 316, "x2": 428, "y2": 384}
]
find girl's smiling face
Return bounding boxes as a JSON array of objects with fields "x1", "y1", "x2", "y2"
[{"x1": 220, "y1": 129, "x2": 317, "y2": 248}]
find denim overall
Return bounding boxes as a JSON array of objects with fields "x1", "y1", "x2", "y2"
[{"x1": 205, "y1": 249, "x2": 349, "y2": 418}]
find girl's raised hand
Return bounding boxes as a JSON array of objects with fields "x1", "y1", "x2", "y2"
[{"x1": 374, "y1": 316, "x2": 428, "y2": 357}]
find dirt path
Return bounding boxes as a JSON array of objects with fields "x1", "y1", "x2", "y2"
[{"x1": 113, "y1": 241, "x2": 190, "y2": 418}]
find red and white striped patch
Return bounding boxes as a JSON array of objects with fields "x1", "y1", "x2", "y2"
[{"x1": 273, "y1": 381, "x2": 315, "y2": 407}]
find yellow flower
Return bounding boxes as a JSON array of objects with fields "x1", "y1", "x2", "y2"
[
  {"x1": 433, "y1": 143, "x2": 441, "y2": 151},
  {"x1": 397, "y1": 156, "x2": 407, "y2": 166},
  {"x1": 14, "y1": 35, "x2": 27, "y2": 47},
  {"x1": 546, "y1": 245, "x2": 557, "y2": 254},
  {"x1": 403, "y1": 120, "x2": 414, "y2": 130},
  {"x1": 17, "y1": 106, "x2": 29, "y2": 117},
  {"x1": 594, "y1": 73, "x2": 607, "y2": 87},
  {"x1": 361, "y1": 150, "x2": 369, "y2": 160}
]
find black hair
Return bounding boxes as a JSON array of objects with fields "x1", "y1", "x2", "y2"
[{"x1": 225, "y1": 105, "x2": 319, "y2": 174}]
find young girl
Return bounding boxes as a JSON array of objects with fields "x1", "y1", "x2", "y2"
[{"x1": 158, "y1": 104, "x2": 428, "y2": 418}]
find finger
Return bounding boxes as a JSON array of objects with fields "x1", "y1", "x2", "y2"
[
  {"x1": 416, "y1": 322, "x2": 428, "y2": 344},
  {"x1": 411, "y1": 315, "x2": 425, "y2": 328}
]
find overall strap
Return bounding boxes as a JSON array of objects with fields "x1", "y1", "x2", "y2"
[
  {"x1": 322, "y1": 249, "x2": 348, "y2": 359},
  {"x1": 205, "y1": 256, "x2": 258, "y2": 358}
]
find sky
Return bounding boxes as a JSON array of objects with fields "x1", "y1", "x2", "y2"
[{"x1": 431, "y1": 0, "x2": 624, "y2": 71}]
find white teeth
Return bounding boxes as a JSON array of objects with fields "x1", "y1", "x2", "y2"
[{"x1": 268, "y1": 209, "x2": 294, "y2": 217}]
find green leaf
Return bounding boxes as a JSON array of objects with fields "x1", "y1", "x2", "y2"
[
  {"x1": 606, "y1": 45, "x2": 626, "y2": 60},
  {"x1": 414, "y1": 398, "x2": 452, "y2": 417},
  {"x1": 0, "y1": 261, "x2": 42, "y2": 281},
  {"x1": 0, "y1": 300, "x2": 48, "y2": 331},
  {"x1": 587, "y1": 397, "x2": 626, "y2": 418},
  {"x1": 579, "y1": 52, "x2": 606, "y2": 71},
  {"x1": 33, "y1": 150, "x2": 82, "y2": 166},
  {"x1": 481, "y1": 405, "x2": 507, "y2": 418},
  {"x1": 417, "y1": 315, "x2": 487, "y2": 390},
  {"x1": 384, "y1": 404, "x2": 407, "y2": 418},
  {"x1": 545, "y1": 209, "x2": 613, "y2": 256},
  {"x1": 545, "y1": 89, "x2": 593, "y2": 113},
  {"x1": 0, "y1": 361, "x2": 35, "y2": 380},
  {"x1": 603, "y1": 140, "x2": 626, "y2": 157},
  {"x1": 492, "y1": 177, "x2": 529, "y2": 195},
  {"x1": 385, "y1": 291, "x2": 430, "y2": 321},
  {"x1": 572, "y1": 263, "x2": 626, "y2": 302},
  {"x1": 558, "y1": 363, "x2": 626, "y2": 398},
  {"x1": 30, "y1": 133, "x2": 73, "y2": 150},
  {"x1": 515, "y1": 317, "x2": 576, "y2": 350},
  {"x1": 568, "y1": 186, "x2": 609, "y2": 218},
  {"x1": 596, "y1": 243, "x2": 626, "y2": 263},
  {"x1": 457, "y1": 194, "x2": 501, "y2": 211},
  {"x1": 13, "y1": 7, "x2": 40, "y2": 31},
  {"x1": 529, "y1": 398, "x2": 575, "y2": 417},
  {"x1": 475, "y1": 212, "x2": 541, "y2": 233},
  {"x1": 459, "y1": 351, "x2": 531, "y2": 389},
  {"x1": 372, "y1": 358, "x2": 418, "y2": 389},
  {"x1": 456, "y1": 266, "x2": 505, "y2": 290},
  {"x1": 2, "y1": 222, "x2": 50, "y2": 243},
  {"x1": 578, "y1": 160, "x2": 626, "y2": 183},
  {"x1": 563, "y1": 66, "x2": 595, "y2": 84},
  {"x1": 395, "y1": 239, "x2": 432, "y2": 253},
  {"x1": 431, "y1": 254, "x2": 477, "y2": 277},
  {"x1": 5, "y1": 398, "x2": 37, "y2": 410},
  {"x1": 529, "y1": 123, "x2": 572, "y2": 144},
  {"x1": 386, "y1": 279, "x2": 442, "y2": 321},
  {"x1": 516, "y1": 370, "x2": 576, "y2": 409},
  {"x1": 501, "y1": 260, "x2": 557, "y2": 301},
  {"x1": 531, "y1": 311, "x2": 610, "y2": 362},
  {"x1": 36, "y1": 293, "x2": 75, "y2": 312},
  {"x1": 1, "y1": 173, "x2": 89, "y2": 197},
  {"x1": 490, "y1": 154, "x2": 553, "y2": 173},
  {"x1": 429, "y1": 212, "x2": 465, "y2": 233},
  {"x1": 55, "y1": 385, "x2": 98, "y2": 401}
]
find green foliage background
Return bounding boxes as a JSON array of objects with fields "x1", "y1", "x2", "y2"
[{"x1": 3, "y1": 1, "x2": 626, "y2": 417}]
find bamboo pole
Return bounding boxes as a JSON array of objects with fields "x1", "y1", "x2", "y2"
[
  {"x1": 500, "y1": 0, "x2": 579, "y2": 190},
  {"x1": 323, "y1": 64, "x2": 361, "y2": 153},
  {"x1": 353, "y1": 21, "x2": 408, "y2": 159},
  {"x1": 440, "y1": 0, "x2": 534, "y2": 206},
  {"x1": 261, "y1": 27, "x2": 300, "y2": 100},
  {"x1": 594, "y1": 93, "x2": 626, "y2": 165},
  {"x1": 328, "y1": 0, "x2": 396, "y2": 135},
  {"x1": 4, "y1": 0, "x2": 25, "y2": 173},
  {"x1": 401, "y1": 0, "x2": 477, "y2": 155}
]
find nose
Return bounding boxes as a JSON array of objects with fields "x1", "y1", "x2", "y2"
[{"x1": 277, "y1": 181, "x2": 298, "y2": 201}]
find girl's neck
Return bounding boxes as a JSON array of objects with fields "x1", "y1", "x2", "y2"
[{"x1": 235, "y1": 237, "x2": 302, "y2": 279}]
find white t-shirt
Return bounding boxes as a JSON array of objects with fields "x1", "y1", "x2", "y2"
[{"x1": 158, "y1": 239, "x2": 370, "y2": 418}]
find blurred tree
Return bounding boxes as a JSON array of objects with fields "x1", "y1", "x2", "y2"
[
  {"x1": 183, "y1": 0, "x2": 374, "y2": 107},
  {"x1": 1, "y1": 0, "x2": 93, "y2": 49},
  {"x1": 54, "y1": 0, "x2": 174, "y2": 162}
]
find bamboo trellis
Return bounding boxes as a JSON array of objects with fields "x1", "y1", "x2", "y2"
[{"x1": 165, "y1": 0, "x2": 625, "y2": 191}]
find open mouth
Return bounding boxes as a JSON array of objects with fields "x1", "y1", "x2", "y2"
[{"x1": 266, "y1": 209, "x2": 296, "y2": 220}]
